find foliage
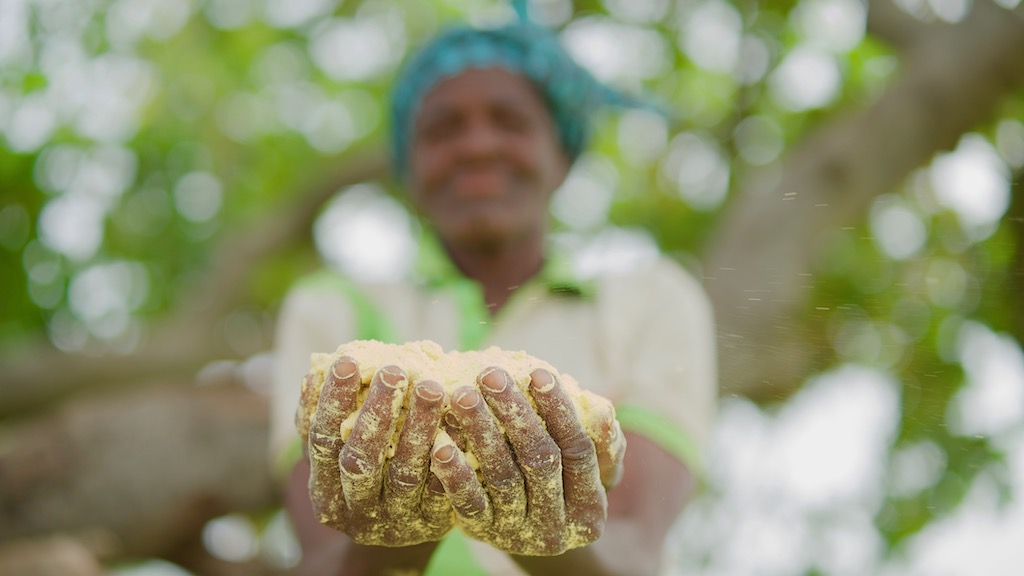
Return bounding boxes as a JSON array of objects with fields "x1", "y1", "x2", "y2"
[{"x1": 1, "y1": 0, "x2": 1022, "y2": 574}]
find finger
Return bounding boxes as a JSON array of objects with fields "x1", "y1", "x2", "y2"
[
  {"x1": 339, "y1": 365, "x2": 409, "y2": 508},
  {"x1": 451, "y1": 384, "x2": 526, "y2": 522},
  {"x1": 431, "y1": 430, "x2": 491, "y2": 528},
  {"x1": 477, "y1": 368, "x2": 562, "y2": 524},
  {"x1": 422, "y1": 471, "x2": 453, "y2": 530},
  {"x1": 385, "y1": 380, "x2": 445, "y2": 511},
  {"x1": 295, "y1": 372, "x2": 318, "y2": 442},
  {"x1": 443, "y1": 410, "x2": 468, "y2": 452},
  {"x1": 306, "y1": 357, "x2": 362, "y2": 525},
  {"x1": 308, "y1": 356, "x2": 361, "y2": 443},
  {"x1": 584, "y1": 396, "x2": 626, "y2": 489},
  {"x1": 529, "y1": 369, "x2": 604, "y2": 538}
]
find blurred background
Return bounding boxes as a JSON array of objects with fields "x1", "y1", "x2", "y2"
[{"x1": 1, "y1": 0, "x2": 1022, "y2": 574}]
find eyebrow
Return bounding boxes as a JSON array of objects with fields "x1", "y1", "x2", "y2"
[{"x1": 417, "y1": 95, "x2": 543, "y2": 126}]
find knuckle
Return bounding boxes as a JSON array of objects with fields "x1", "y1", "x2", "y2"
[
  {"x1": 537, "y1": 532, "x2": 565, "y2": 555},
  {"x1": 561, "y1": 433, "x2": 597, "y2": 464},
  {"x1": 387, "y1": 464, "x2": 420, "y2": 491},
  {"x1": 490, "y1": 469, "x2": 525, "y2": 492},
  {"x1": 457, "y1": 495, "x2": 488, "y2": 519},
  {"x1": 573, "y1": 506, "x2": 606, "y2": 544},
  {"x1": 308, "y1": 432, "x2": 343, "y2": 458},
  {"x1": 522, "y1": 441, "x2": 561, "y2": 475},
  {"x1": 339, "y1": 446, "x2": 375, "y2": 480}
]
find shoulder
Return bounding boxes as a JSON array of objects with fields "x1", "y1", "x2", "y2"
[
  {"x1": 285, "y1": 268, "x2": 420, "y2": 304},
  {"x1": 596, "y1": 254, "x2": 711, "y2": 312},
  {"x1": 278, "y1": 268, "x2": 404, "y2": 322}
]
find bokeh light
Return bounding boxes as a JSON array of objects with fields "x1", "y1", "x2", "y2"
[
  {"x1": 679, "y1": 0, "x2": 742, "y2": 75},
  {"x1": 313, "y1": 184, "x2": 416, "y2": 282},
  {"x1": 930, "y1": 133, "x2": 1011, "y2": 240},
  {"x1": 769, "y1": 45, "x2": 842, "y2": 111},
  {"x1": 662, "y1": 131, "x2": 730, "y2": 210},
  {"x1": 551, "y1": 152, "x2": 618, "y2": 231},
  {"x1": 562, "y1": 17, "x2": 670, "y2": 86},
  {"x1": 870, "y1": 196, "x2": 928, "y2": 261}
]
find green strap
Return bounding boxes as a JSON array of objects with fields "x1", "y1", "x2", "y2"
[
  {"x1": 448, "y1": 278, "x2": 491, "y2": 350},
  {"x1": 424, "y1": 531, "x2": 488, "y2": 576},
  {"x1": 295, "y1": 269, "x2": 399, "y2": 344},
  {"x1": 615, "y1": 404, "x2": 705, "y2": 483}
]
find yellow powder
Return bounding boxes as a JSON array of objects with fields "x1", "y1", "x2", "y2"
[
  {"x1": 297, "y1": 339, "x2": 619, "y2": 553},
  {"x1": 299, "y1": 340, "x2": 612, "y2": 443}
]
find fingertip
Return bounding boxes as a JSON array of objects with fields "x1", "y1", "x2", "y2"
[
  {"x1": 329, "y1": 356, "x2": 359, "y2": 382},
  {"x1": 377, "y1": 364, "x2": 408, "y2": 389},
  {"x1": 529, "y1": 368, "x2": 557, "y2": 393},
  {"x1": 443, "y1": 411, "x2": 461, "y2": 429},
  {"x1": 433, "y1": 443, "x2": 456, "y2": 464},
  {"x1": 478, "y1": 366, "x2": 510, "y2": 394},
  {"x1": 414, "y1": 379, "x2": 445, "y2": 403},
  {"x1": 452, "y1": 385, "x2": 481, "y2": 411}
]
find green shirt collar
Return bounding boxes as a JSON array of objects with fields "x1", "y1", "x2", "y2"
[{"x1": 414, "y1": 228, "x2": 592, "y2": 298}]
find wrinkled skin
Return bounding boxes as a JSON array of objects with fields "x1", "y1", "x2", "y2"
[
  {"x1": 431, "y1": 367, "x2": 626, "y2": 555},
  {"x1": 301, "y1": 356, "x2": 453, "y2": 546},
  {"x1": 299, "y1": 356, "x2": 626, "y2": 554}
]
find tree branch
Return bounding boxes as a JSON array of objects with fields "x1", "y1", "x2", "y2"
[
  {"x1": 0, "y1": 383, "x2": 276, "y2": 559},
  {"x1": 866, "y1": 0, "x2": 933, "y2": 49},
  {"x1": 0, "y1": 149, "x2": 389, "y2": 420},
  {"x1": 704, "y1": 0, "x2": 1024, "y2": 400}
]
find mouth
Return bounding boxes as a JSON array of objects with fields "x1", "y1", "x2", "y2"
[{"x1": 448, "y1": 166, "x2": 515, "y2": 198}]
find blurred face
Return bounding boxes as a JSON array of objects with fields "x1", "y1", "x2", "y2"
[{"x1": 409, "y1": 68, "x2": 570, "y2": 253}]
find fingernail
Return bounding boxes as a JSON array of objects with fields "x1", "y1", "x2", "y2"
[
  {"x1": 415, "y1": 382, "x2": 443, "y2": 402},
  {"x1": 331, "y1": 360, "x2": 358, "y2": 381},
  {"x1": 434, "y1": 444, "x2": 455, "y2": 463},
  {"x1": 454, "y1": 388, "x2": 480, "y2": 410},
  {"x1": 530, "y1": 369, "x2": 556, "y2": 393},
  {"x1": 479, "y1": 368, "x2": 508, "y2": 393},
  {"x1": 444, "y1": 411, "x2": 462, "y2": 429},
  {"x1": 379, "y1": 366, "x2": 407, "y2": 388},
  {"x1": 302, "y1": 373, "x2": 317, "y2": 390}
]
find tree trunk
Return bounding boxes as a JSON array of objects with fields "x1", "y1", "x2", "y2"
[{"x1": 0, "y1": 382, "x2": 276, "y2": 560}]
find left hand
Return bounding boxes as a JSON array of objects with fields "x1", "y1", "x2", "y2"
[
  {"x1": 302, "y1": 357, "x2": 454, "y2": 547},
  {"x1": 430, "y1": 367, "x2": 626, "y2": 555}
]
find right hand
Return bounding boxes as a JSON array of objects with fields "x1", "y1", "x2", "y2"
[
  {"x1": 429, "y1": 367, "x2": 626, "y2": 555},
  {"x1": 299, "y1": 356, "x2": 454, "y2": 546}
]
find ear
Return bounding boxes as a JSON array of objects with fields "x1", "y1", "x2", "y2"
[{"x1": 547, "y1": 149, "x2": 573, "y2": 198}]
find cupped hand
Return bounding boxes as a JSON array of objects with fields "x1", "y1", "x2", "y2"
[
  {"x1": 429, "y1": 367, "x2": 626, "y2": 555},
  {"x1": 301, "y1": 356, "x2": 454, "y2": 546}
]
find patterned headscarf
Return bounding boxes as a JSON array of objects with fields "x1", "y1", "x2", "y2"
[{"x1": 389, "y1": 1, "x2": 648, "y2": 179}]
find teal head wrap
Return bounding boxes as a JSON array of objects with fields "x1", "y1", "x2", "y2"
[{"x1": 389, "y1": 4, "x2": 649, "y2": 179}]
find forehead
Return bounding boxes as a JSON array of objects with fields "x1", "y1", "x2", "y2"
[{"x1": 416, "y1": 67, "x2": 551, "y2": 121}]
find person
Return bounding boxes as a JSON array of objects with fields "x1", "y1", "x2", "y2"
[{"x1": 269, "y1": 8, "x2": 717, "y2": 576}]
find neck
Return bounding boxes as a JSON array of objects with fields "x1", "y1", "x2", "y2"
[{"x1": 443, "y1": 234, "x2": 545, "y2": 316}]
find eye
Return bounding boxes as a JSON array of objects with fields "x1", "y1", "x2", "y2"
[
  {"x1": 493, "y1": 106, "x2": 532, "y2": 133},
  {"x1": 417, "y1": 112, "x2": 462, "y2": 143}
]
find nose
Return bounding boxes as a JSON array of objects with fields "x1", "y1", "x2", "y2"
[{"x1": 456, "y1": 117, "x2": 504, "y2": 161}]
